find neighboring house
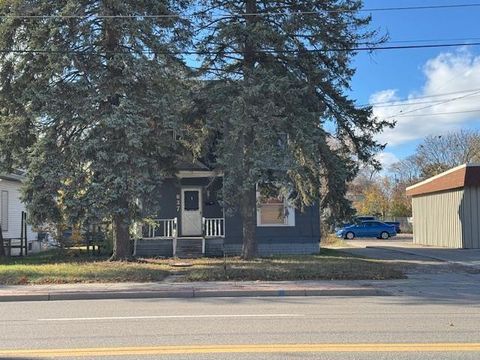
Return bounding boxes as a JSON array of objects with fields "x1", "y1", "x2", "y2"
[
  {"x1": 135, "y1": 161, "x2": 320, "y2": 257},
  {"x1": 0, "y1": 173, "x2": 38, "y2": 254},
  {"x1": 406, "y1": 163, "x2": 480, "y2": 249}
]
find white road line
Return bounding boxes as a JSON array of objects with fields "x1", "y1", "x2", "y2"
[{"x1": 38, "y1": 313, "x2": 305, "y2": 321}]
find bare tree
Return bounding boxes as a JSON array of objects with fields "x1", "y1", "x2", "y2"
[
  {"x1": 417, "y1": 130, "x2": 480, "y2": 168},
  {"x1": 389, "y1": 155, "x2": 423, "y2": 185},
  {"x1": 390, "y1": 130, "x2": 480, "y2": 183}
]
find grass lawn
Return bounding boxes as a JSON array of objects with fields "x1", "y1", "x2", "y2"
[
  {"x1": 0, "y1": 249, "x2": 405, "y2": 285},
  {"x1": 172, "y1": 249, "x2": 405, "y2": 281},
  {"x1": 0, "y1": 250, "x2": 170, "y2": 285}
]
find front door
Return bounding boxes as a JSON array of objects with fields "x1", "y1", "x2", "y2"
[{"x1": 181, "y1": 188, "x2": 202, "y2": 236}]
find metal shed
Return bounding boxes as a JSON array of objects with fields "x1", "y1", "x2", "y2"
[{"x1": 406, "y1": 164, "x2": 480, "y2": 248}]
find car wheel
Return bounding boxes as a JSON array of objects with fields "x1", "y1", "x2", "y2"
[
  {"x1": 345, "y1": 232, "x2": 355, "y2": 240},
  {"x1": 380, "y1": 231, "x2": 389, "y2": 239}
]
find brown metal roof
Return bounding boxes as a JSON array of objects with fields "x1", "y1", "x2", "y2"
[{"x1": 406, "y1": 164, "x2": 480, "y2": 197}]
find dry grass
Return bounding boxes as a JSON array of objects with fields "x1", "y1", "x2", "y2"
[
  {"x1": 174, "y1": 249, "x2": 404, "y2": 281},
  {"x1": 0, "y1": 250, "x2": 169, "y2": 285},
  {"x1": 321, "y1": 233, "x2": 348, "y2": 248},
  {"x1": 0, "y1": 248, "x2": 405, "y2": 285}
]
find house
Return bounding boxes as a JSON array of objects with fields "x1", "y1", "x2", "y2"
[
  {"x1": 0, "y1": 172, "x2": 39, "y2": 254},
  {"x1": 406, "y1": 164, "x2": 480, "y2": 248},
  {"x1": 134, "y1": 161, "x2": 320, "y2": 257}
]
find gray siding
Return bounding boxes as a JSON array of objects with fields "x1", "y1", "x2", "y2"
[
  {"x1": 135, "y1": 239, "x2": 173, "y2": 257},
  {"x1": 140, "y1": 176, "x2": 320, "y2": 256},
  {"x1": 461, "y1": 186, "x2": 480, "y2": 248},
  {"x1": 205, "y1": 238, "x2": 224, "y2": 257},
  {"x1": 149, "y1": 177, "x2": 223, "y2": 236},
  {"x1": 201, "y1": 178, "x2": 224, "y2": 219},
  {"x1": 151, "y1": 178, "x2": 179, "y2": 219},
  {"x1": 224, "y1": 205, "x2": 320, "y2": 255},
  {"x1": 412, "y1": 189, "x2": 464, "y2": 248},
  {"x1": 412, "y1": 187, "x2": 480, "y2": 248}
]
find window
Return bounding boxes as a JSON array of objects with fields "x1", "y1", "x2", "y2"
[
  {"x1": 256, "y1": 187, "x2": 295, "y2": 227},
  {"x1": 260, "y1": 196, "x2": 286, "y2": 225},
  {"x1": 184, "y1": 191, "x2": 199, "y2": 211},
  {"x1": 1, "y1": 190, "x2": 8, "y2": 232}
]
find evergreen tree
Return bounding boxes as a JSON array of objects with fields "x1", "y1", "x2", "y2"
[
  {"x1": 195, "y1": 0, "x2": 392, "y2": 258},
  {"x1": 0, "y1": 0, "x2": 191, "y2": 259}
]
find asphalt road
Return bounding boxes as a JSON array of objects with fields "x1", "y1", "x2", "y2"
[
  {"x1": 341, "y1": 237, "x2": 480, "y2": 269},
  {"x1": 1, "y1": 296, "x2": 480, "y2": 359}
]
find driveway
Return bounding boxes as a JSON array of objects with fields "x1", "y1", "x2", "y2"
[{"x1": 336, "y1": 234, "x2": 480, "y2": 270}]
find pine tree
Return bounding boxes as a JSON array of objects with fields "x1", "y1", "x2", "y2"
[
  {"x1": 0, "y1": 1, "x2": 191, "y2": 259},
  {"x1": 195, "y1": 0, "x2": 392, "y2": 259}
]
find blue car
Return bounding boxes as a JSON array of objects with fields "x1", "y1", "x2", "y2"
[{"x1": 336, "y1": 220, "x2": 397, "y2": 240}]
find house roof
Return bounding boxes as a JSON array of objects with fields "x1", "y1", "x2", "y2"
[
  {"x1": 176, "y1": 158, "x2": 211, "y2": 171},
  {"x1": 174, "y1": 156, "x2": 224, "y2": 178},
  {"x1": 406, "y1": 164, "x2": 480, "y2": 197},
  {"x1": 0, "y1": 169, "x2": 26, "y2": 183}
]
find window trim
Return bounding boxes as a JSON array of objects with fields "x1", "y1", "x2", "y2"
[
  {"x1": 256, "y1": 190, "x2": 295, "y2": 227},
  {"x1": 1, "y1": 190, "x2": 8, "y2": 232}
]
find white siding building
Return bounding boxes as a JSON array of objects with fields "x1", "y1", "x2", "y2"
[{"x1": 0, "y1": 174, "x2": 38, "y2": 253}]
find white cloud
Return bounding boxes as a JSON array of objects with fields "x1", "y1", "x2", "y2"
[
  {"x1": 375, "y1": 152, "x2": 399, "y2": 170},
  {"x1": 371, "y1": 49, "x2": 480, "y2": 146}
]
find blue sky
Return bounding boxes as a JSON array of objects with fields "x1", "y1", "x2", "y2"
[{"x1": 351, "y1": 0, "x2": 480, "y2": 167}]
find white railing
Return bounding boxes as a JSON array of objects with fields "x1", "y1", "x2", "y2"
[
  {"x1": 143, "y1": 218, "x2": 177, "y2": 239},
  {"x1": 203, "y1": 217, "x2": 225, "y2": 238}
]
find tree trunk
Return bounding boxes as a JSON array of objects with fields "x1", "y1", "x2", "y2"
[
  {"x1": 240, "y1": 186, "x2": 257, "y2": 259},
  {"x1": 0, "y1": 226, "x2": 5, "y2": 257},
  {"x1": 239, "y1": 0, "x2": 259, "y2": 260},
  {"x1": 110, "y1": 215, "x2": 132, "y2": 260},
  {"x1": 243, "y1": 0, "x2": 257, "y2": 75}
]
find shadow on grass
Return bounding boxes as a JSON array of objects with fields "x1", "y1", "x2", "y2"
[
  {"x1": 0, "y1": 248, "x2": 109, "y2": 265},
  {"x1": 0, "y1": 249, "x2": 170, "y2": 285}
]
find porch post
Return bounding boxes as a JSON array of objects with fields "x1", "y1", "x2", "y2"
[
  {"x1": 223, "y1": 207, "x2": 226, "y2": 237},
  {"x1": 172, "y1": 217, "x2": 177, "y2": 257}
]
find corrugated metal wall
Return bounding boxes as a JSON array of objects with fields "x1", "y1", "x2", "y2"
[
  {"x1": 412, "y1": 186, "x2": 480, "y2": 248},
  {"x1": 461, "y1": 186, "x2": 480, "y2": 248},
  {"x1": 412, "y1": 189, "x2": 464, "y2": 248}
]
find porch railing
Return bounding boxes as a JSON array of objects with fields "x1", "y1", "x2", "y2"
[
  {"x1": 203, "y1": 217, "x2": 225, "y2": 238},
  {"x1": 142, "y1": 218, "x2": 177, "y2": 239},
  {"x1": 141, "y1": 217, "x2": 225, "y2": 239}
]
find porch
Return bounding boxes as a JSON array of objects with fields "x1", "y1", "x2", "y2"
[{"x1": 135, "y1": 217, "x2": 225, "y2": 258}]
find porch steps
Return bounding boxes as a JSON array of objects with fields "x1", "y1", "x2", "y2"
[{"x1": 175, "y1": 237, "x2": 204, "y2": 258}]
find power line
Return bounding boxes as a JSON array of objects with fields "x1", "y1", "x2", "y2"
[
  {"x1": 382, "y1": 37, "x2": 480, "y2": 45},
  {"x1": 351, "y1": 42, "x2": 480, "y2": 51},
  {"x1": 2, "y1": 3, "x2": 480, "y2": 19},
  {"x1": 364, "y1": 88, "x2": 480, "y2": 106},
  {"x1": 357, "y1": 3, "x2": 480, "y2": 13},
  {"x1": 372, "y1": 95, "x2": 480, "y2": 108},
  {"x1": 395, "y1": 109, "x2": 480, "y2": 117},
  {"x1": 1, "y1": 41, "x2": 480, "y2": 56},
  {"x1": 385, "y1": 89, "x2": 480, "y2": 119}
]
